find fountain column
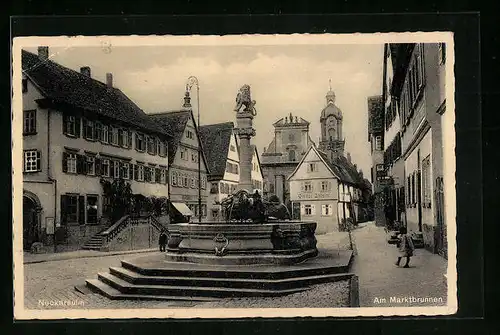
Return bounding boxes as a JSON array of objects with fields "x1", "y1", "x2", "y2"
[
  {"x1": 235, "y1": 111, "x2": 256, "y2": 191},
  {"x1": 233, "y1": 84, "x2": 257, "y2": 192}
]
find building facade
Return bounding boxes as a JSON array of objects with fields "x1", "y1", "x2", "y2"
[
  {"x1": 288, "y1": 145, "x2": 364, "y2": 234},
  {"x1": 367, "y1": 95, "x2": 386, "y2": 226},
  {"x1": 386, "y1": 43, "x2": 447, "y2": 255},
  {"x1": 149, "y1": 107, "x2": 209, "y2": 221},
  {"x1": 318, "y1": 87, "x2": 345, "y2": 160},
  {"x1": 22, "y1": 47, "x2": 170, "y2": 251},
  {"x1": 261, "y1": 113, "x2": 314, "y2": 203}
]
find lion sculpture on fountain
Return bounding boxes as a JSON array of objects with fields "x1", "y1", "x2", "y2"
[{"x1": 234, "y1": 84, "x2": 257, "y2": 116}]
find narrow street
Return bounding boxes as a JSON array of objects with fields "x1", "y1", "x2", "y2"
[{"x1": 351, "y1": 222, "x2": 448, "y2": 307}]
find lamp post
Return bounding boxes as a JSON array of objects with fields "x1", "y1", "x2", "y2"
[{"x1": 186, "y1": 76, "x2": 202, "y2": 223}]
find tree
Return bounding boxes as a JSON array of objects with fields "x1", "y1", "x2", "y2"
[{"x1": 100, "y1": 178, "x2": 133, "y2": 223}]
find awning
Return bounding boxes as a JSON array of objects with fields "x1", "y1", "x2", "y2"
[{"x1": 171, "y1": 202, "x2": 193, "y2": 216}]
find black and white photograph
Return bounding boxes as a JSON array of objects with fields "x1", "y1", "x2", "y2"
[{"x1": 12, "y1": 33, "x2": 456, "y2": 319}]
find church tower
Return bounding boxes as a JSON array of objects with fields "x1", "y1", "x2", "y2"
[{"x1": 318, "y1": 81, "x2": 345, "y2": 160}]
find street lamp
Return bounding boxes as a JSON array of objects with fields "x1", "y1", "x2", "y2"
[{"x1": 186, "y1": 76, "x2": 202, "y2": 223}]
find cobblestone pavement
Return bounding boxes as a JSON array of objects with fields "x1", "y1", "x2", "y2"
[
  {"x1": 350, "y1": 222, "x2": 448, "y2": 307},
  {"x1": 23, "y1": 251, "x2": 201, "y2": 310}
]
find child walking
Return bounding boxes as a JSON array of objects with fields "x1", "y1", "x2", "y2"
[{"x1": 395, "y1": 227, "x2": 415, "y2": 268}]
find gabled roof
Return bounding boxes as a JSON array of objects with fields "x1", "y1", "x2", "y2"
[
  {"x1": 148, "y1": 111, "x2": 192, "y2": 166},
  {"x1": 273, "y1": 116, "x2": 310, "y2": 127},
  {"x1": 288, "y1": 144, "x2": 365, "y2": 188},
  {"x1": 198, "y1": 122, "x2": 235, "y2": 180},
  {"x1": 21, "y1": 50, "x2": 166, "y2": 136}
]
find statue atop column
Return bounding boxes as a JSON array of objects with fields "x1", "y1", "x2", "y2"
[{"x1": 234, "y1": 84, "x2": 257, "y2": 116}]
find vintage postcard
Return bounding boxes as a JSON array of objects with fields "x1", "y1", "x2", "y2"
[{"x1": 12, "y1": 32, "x2": 457, "y2": 319}]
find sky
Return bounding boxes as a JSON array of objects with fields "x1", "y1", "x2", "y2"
[{"x1": 28, "y1": 43, "x2": 384, "y2": 175}]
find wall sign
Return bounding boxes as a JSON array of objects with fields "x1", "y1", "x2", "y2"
[{"x1": 296, "y1": 192, "x2": 334, "y2": 200}]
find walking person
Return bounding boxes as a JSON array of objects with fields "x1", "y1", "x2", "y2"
[
  {"x1": 395, "y1": 227, "x2": 415, "y2": 268},
  {"x1": 159, "y1": 231, "x2": 167, "y2": 252}
]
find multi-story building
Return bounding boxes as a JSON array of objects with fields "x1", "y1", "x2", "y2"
[
  {"x1": 367, "y1": 95, "x2": 386, "y2": 226},
  {"x1": 21, "y1": 47, "x2": 170, "y2": 251},
  {"x1": 386, "y1": 42, "x2": 447, "y2": 255},
  {"x1": 199, "y1": 122, "x2": 239, "y2": 221},
  {"x1": 149, "y1": 93, "x2": 209, "y2": 220},
  {"x1": 288, "y1": 145, "x2": 365, "y2": 234},
  {"x1": 261, "y1": 112, "x2": 314, "y2": 203},
  {"x1": 199, "y1": 122, "x2": 264, "y2": 221}
]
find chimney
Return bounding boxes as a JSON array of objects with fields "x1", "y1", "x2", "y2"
[
  {"x1": 106, "y1": 73, "x2": 113, "y2": 87},
  {"x1": 80, "y1": 66, "x2": 91, "y2": 78},
  {"x1": 37, "y1": 46, "x2": 49, "y2": 60},
  {"x1": 347, "y1": 152, "x2": 351, "y2": 163}
]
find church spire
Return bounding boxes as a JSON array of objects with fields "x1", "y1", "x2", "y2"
[
  {"x1": 326, "y1": 80, "x2": 335, "y2": 104},
  {"x1": 182, "y1": 84, "x2": 192, "y2": 110}
]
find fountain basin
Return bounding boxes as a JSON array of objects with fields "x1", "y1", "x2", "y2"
[{"x1": 166, "y1": 221, "x2": 318, "y2": 265}]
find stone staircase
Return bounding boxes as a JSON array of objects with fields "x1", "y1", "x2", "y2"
[
  {"x1": 82, "y1": 234, "x2": 107, "y2": 251},
  {"x1": 84, "y1": 250, "x2": 354, "y2": 301},
  {"x1": 82, "y1": 215, "x2": 167, "y2": 251}
]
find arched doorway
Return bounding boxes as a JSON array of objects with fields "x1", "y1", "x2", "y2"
[{"x1": 23, "y1": 194, "x2": 40, "y2": 250}]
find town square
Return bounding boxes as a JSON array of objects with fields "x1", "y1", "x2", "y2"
[{"x1": 14, "y1": 34, "x2": 454, "y2": 317}]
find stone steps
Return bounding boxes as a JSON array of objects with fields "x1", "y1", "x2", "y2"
[
  {"x1": 109, "y1": 266, "x2": 353, "y2": 290},
  {"x1": 121, "y1": 259, "x2": 351, "y2": 280},
  {"x1": 84, "y1": 249, "x2": 354, "y2": 301},
  {"x1": 85, "y1": 279, "x2": 217, "y2": 302},
  {"x1": 93, "y1": 272, "x2": 310, "y2": 298},
  {"x1": 82, "y1": 235, "x2": 106, "y2": 250}
]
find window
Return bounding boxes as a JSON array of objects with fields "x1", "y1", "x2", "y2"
[
  {"x1": 86, "y1": 195, "x2": 98, "y2": 224},
  {"x1": 95, "y1": 123, "x2": 102, "y2": 141},
  {"x1": 180, "y1": 148, "x2": 187, "y2": 160},
  {"x1": 304, "y1": 205, "x2": 313, "y2": 216},
  {"x1": 376, "y1": 164, "x2": 385, "y2": 172},
  {"x1": 186, "y1": 130, "x2": 194, "y2": 139},
  {"x1": 288, "y1": 150, "x2": 296, "y2": 162},
  {"x1": 375, "y1": 136, "x2": 382, "y2": 151},
  {"x1": 160, "y1": 169, "x2": 166, "y2": 184},
  {"x1": 114, "y1": 161, "x2": 121, "y2": 179},
  {"x1": 101, "y1": 125, "x2": 109, "y2": 144},
  {"x1": 438, "y1": 43, "x2": 446, "y2": 65},
  {"x1": 191, "y1": 152, "x2": 198, "y2": 162},
  {"x1": 304, "y1": 181, "x2": 312, "y2": 192},
  {"x1": 422, "y1": 156, "x2": 431, "y2": 207},
  {"x1": 210, "y1": 182, "x2": 219, "y2": 194},
  {"x1": 24, "y1": 150, "x2": 41, "y2": 172},
  {"x1": 85, "y1": 120, "x2": 95, "y2": 140},
  {"x1": 321, "y1": 181, "x2": 330, "y2": 192},
  {"x1": 307, "y1": 163, "x2": 317, "y2": 172},
  {"x1": 183, "y1": 176, "x2": 189, "y2": 188},
  {"x1": 201, "y1": 176, "x2": 206, "y2": 189},
  {"x1": 135, "y1": 133, "x2": 145, "y2": 151},
  {"x1": 111, "y1": 127, "x2": 119, "y2": 145},
  {"x1": 66, "y1": 153, "x2": 77, "y2": 173},
  {"x1": 321, "y1": 204, "x2": 332, "y2": 216},
  {"x1": 230, "y1": 145, "x2": 236, "y2": 152},
  {"x1": 147, "y1": 136, "x2": 156, "y2": 154},
  {"x1": 101, "y1": 159, "x2": 110, "y2": 177},
  {"x1": 121, "y1": 129, "x2": 129, "y2": 148},
  {"x1": 171, "y1": 171, "x2": 177, "y2": 186},
  {"x1": 149, "y1": 167, "x2": 155, "y2": 183},
  {"x1": 122, "y1": 162, "x2": 130, "y2": 180},
  {"x1": 137, "y1": 165, "x2": 144, "y2": 181},
  {"x1": 65, "y1": 116, "x2": 77, "y2": 136},
  {"x1": 86, "y1": 156, "x2": 95, "y2": 175},
  {"x1": 190, "y1": 177, "x2": 195, "y2": 188},
  {"x1": 66, "y1": 195, "x2": 79, "y2": 223},
  {"x1": 23, "y1": 110, "x2": 36, "y2": 134},
  {"x1": 22, "y1": 78, "x2": 28, "y2": 93}
]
